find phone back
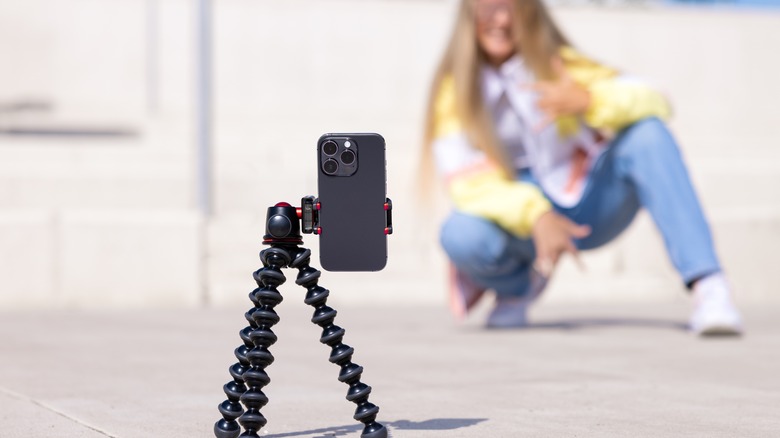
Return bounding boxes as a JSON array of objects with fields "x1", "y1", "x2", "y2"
[{"x1": 317, "y1": 133, "x2": 387, "y2": 271}]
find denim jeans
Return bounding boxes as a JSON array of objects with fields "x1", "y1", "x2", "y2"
[{"x1": 439, "y1": 117, "x2": 721, "y2": 298}]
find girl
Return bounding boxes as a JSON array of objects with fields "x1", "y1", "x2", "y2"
[{"x1": 422, "y1": 0, "x2": 742, "y2": 335}]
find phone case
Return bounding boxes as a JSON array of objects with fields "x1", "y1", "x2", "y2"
[{"x1": 317, "y1": 133, "x2": 387, "y2": 271}]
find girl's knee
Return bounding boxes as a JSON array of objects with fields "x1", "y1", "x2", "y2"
[
  {"x1": 614, "y1": 117, "x2": 679, "y2": 159},
  {"x1": 440, "y1": 213, "x2": 493, "y2": 262},
  {"x1": 439, "y1": 213, "x2": 511, "y2": 274},
  {"x1": 626, "y1": 116, "x2": 668, "y2": 136}
]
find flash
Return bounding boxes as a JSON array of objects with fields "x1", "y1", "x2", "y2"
[{"x1": 344, "y1": 140, "x2": 351, "y2": 148}]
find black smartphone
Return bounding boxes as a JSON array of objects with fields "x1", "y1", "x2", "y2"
[{"x1": 317, "y1": 133, "x2": 388, "y2": 271}]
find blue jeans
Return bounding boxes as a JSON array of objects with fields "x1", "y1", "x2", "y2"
[{"x1": 439, "y1": 118, "x2": 721, "y2": 298}]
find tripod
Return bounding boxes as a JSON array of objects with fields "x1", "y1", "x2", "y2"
[{"x1": 213, "y1": 199, "x2": 391, "y2": 438}]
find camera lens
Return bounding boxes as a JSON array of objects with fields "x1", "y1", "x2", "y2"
[
  {"x1": 322, "y1": 140, "x2": 338, "y2": 156},
  {"x1": 323, "y1": 158, "x2": 339, "y2": 175},
  {"x1": 340, "y1": 149, "x2": 356, "y2": 165}
]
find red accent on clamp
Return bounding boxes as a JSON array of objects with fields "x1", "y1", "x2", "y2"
[{"x1": 384, "y1": 198, "x2": 393, "y2": 235}]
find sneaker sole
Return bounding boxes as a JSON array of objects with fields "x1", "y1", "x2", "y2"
[{"x1": 697, "y1": 325, "x2": 743, "y2": 337}]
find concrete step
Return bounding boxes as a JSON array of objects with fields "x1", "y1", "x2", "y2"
[
  {"x1": 0, "y1": 209, "x2": 203, "y2": 309},
  {"x1": 205, "y1": 207, "x2": 780, "y2": 308},
  {"x1": 548, "y1": 208, "x2": 780, "y2": 304}
]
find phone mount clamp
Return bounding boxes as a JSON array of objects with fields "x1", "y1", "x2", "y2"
[{"x1": 214, "y1": 196, "x2": 392, "y2": 438}]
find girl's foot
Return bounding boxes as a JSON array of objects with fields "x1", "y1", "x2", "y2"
[
  {"x1": 486, "y1": 270, "x2": 548, "y2": 329},
  {"x1": 689, "y1": 273, "x2": 743, "y2": 336}
]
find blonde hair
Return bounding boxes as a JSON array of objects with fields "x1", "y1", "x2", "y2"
[{"x1": 421, "y1": 0, "x2": 570, "y2": 178}]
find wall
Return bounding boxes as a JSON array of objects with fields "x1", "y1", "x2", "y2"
[{"x1": 0, "y1": 0, "x2": 778, "y2": 308}]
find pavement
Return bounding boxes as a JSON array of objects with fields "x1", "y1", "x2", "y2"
[{"x1": 2, "y1": 300, "x2": 779, "y2": 438}]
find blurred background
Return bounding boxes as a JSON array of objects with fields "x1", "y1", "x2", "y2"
[{"x1": 1, "y1": 0, "x2": 778, "y2": 310}]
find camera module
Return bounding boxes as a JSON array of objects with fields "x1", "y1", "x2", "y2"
[
  {"x1": 340, "y1": 149, "x2": 356, "y2": 165},
  {"x1": 322, "y1": 140, "x2": 338, "y2": 156},
  {"x1": 323, "y1": 158, "x2": 339, "y2": 175}
]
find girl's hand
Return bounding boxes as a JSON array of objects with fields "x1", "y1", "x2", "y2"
[
  {"x1": 526, "y1": 57, "x2": 591, "y2": 131},
  {"x1": 531, "y1": 211, "x2": 591, "y2": 277}
]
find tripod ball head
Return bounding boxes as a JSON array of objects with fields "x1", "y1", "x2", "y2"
[
  {"x1": 267, "y1": 214, "x2": 292, "y2": 238},
  {"x1": 263, "y1": 203, "x2": 302, "y2": 244}
]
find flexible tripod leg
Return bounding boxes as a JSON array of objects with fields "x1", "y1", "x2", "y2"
[
  {"x1": 214, "y1": 247, "x2": 286, "y2": 438},
  {"x1": 213, "y1": 315, "x2": 252, "y2": 438},
  {"x1": 290, "y1": 247, "x2": 388, "y2": 438}
]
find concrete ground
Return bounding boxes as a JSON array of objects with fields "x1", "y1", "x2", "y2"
[{"x1": 1, "y1": 299, "x2": 779, "y2": 438}]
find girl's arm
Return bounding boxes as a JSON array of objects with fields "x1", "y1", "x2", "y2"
[
  {"x1": 432, "y1": 77, "x2": 552, "y2": 237},
  {"x1": 560, "y1": 47, "x2": 672, "y2": 132}
]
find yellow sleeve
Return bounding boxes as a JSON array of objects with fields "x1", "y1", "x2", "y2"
[
  {"x1": 559, "y1": 47, "x2": 672, "y2": 132},
  {"x1": 448, "y1": 166, "x2": 552, "y2": 238}
]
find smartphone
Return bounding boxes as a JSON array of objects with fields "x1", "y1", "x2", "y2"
[{"x1": 317, "y1": 133, "x2": 388, "y2": 271}]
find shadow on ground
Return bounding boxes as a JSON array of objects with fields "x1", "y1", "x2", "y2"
[
  {"x1": 482, "y1": 317, "x2": 689, "y2": 332},
  {"x1": 264, "y1": 418, "x2": 487, "y2": 437}
]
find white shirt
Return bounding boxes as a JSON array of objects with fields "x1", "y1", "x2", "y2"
[
  {"x1": 481, "y1": 56, "x2": 605, "y2": 206},
  {"x1": 433, "y1": 55, "x2": 607, "y2": 207}
]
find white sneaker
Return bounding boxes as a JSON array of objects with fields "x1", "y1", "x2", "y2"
[
  {"x1": 689, "y1": 273, "x2": 743, "y2": 337},
  {"x1": 486, "y1": 270, "x2": 548, "y2": 329}
]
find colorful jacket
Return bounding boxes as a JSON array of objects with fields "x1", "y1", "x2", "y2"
[{"x1": 432, "y1": 47, "x2": 672, "y2": 238}]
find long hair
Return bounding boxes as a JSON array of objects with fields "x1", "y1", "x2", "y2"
[{"x1": 421, "y1": 0, "x2": 570, "y2": 179}]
